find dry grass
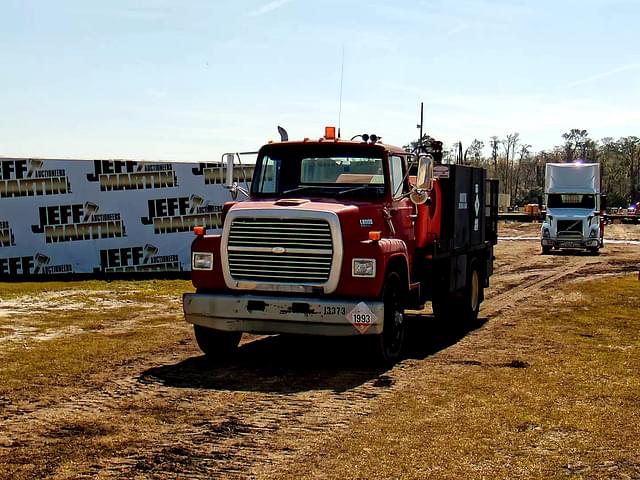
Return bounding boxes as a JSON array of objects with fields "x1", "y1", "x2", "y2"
[
  {"x1": 282, "y1": 275, "x2": 640, "y2": 479},
  {"x1": 0, "y1": 279, "x2": 194, "y2": 405},
  {"x1": 0, "y1": 278, "x2": 191, "y2": 300}
]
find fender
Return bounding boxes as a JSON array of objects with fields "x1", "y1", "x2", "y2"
[
  {"x1": 190, "y1": 234, "x2": 227, "y2": 290},
  {"x1": 337, "y1": 237, "x2": 409, "y2": 298}
]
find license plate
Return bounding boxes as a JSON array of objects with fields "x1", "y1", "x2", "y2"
[{"x1": 561, "y1": 242, "x2": 582, "y2": 247}]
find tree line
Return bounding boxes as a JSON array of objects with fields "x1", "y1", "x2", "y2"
[{"x1": 406, "y1": 129, "x2": 640, "y2": 208}]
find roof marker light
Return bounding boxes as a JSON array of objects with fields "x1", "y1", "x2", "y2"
[
  {"x1": 325, "y1": 126, "x2": 336, "y2": 140},
  {"x1": 194, "y1": 226, "x2": 206, "y2": 236}
]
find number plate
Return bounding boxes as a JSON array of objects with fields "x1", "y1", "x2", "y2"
[{"x1": 561, "y1": 242, "x2": 582, "y2": 247}]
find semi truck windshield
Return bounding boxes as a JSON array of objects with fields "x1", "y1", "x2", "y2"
[{"x1": 547, "y1": 194, "x2": 595, "y2": 209}]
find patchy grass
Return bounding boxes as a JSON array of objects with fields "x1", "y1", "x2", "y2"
[
  {"x1": 0, "y1": 279, "x2": 192, "y2": 300},
  {"x1": 0, "y1": 279, "x2": 194, "y2": 406},
  {"x1": 282, "y1": 274, "x2": 640, "y2": 479}
]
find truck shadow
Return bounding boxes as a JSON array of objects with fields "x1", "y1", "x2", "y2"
[
  {"x1": 140, "y1": 315, "x2": 487, "y2": 394},
  {"x1": 542, "y1": 249, "x2": 600, "y2": 256},
  {"x1": 404, "y1": 315, "x2": 487, "y2": 359}
]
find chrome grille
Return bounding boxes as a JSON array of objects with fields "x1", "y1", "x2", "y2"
[
  {"x1": 557, "y1": 219, "x2": 583, "y2": 239},
  {"x1": 227, "y1": 218, "x2": 333, "y2": 283}
]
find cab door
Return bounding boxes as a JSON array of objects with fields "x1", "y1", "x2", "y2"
[{"x1": 388, "y1": 154, "x2": 415, "y2": 258}]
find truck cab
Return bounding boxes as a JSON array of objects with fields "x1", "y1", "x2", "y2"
[
  {"x1": 541, "y1": 163, "x2": 603, "y2": 254},
  {"x1": 184, "y1": 128, "x2": 498, "y2": 363}
]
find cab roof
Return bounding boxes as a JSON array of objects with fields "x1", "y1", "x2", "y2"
[{"x1": 259, "y1": 138, "x2": 407, "y2": 156}]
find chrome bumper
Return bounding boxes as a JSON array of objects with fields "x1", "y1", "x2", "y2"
[
  {"x1": 183, "y1": 293, "x2": 384, "y2": 336},
  {"x1": 542, "y1": 238, "x2": 599, "y2": 248}
]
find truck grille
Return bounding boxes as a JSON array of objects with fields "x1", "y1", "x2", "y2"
[
  {"x1": 557, "y1": 219, "x2": 583, "y2": 239},
  {"x1": 227, "y1": 218, "x2": 333, "y2": 283}
]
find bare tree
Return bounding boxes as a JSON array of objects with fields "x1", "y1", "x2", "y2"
[
  {"x1": 561, "y1": 129, "x2": 589, "y2": 161},
  {"x1": 464, "y1": 139, "x2": 485, "y2": 166},
  {"x1": 502, "y1": 133, "x2": 520, "y2": 200}
]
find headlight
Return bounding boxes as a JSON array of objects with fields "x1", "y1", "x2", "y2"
[
  {"x1": 589, "y1": 229, "x2": 598, "y2": 238},
  {"x1": 192, "y1": 252, "x2": 214, "y2": 270},
  {"x1": 542, "y1": 228, "x2": 550, "y2": 238},
  {"x1": 352, "y1": 258, "x2": 376, "y2": 277}
]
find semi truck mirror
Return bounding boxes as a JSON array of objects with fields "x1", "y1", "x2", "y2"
[{"x1": 416, "y1": 154, "x2": 434, "y2": 191}]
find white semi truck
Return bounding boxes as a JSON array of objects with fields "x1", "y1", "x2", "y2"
[{"x1": 540, "y1": 162, "x2": 604, "y2": 254}]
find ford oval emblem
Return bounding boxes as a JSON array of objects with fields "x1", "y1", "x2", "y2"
[{"x1": 272, "y1": 246, "x2": 286, "y2": 254}]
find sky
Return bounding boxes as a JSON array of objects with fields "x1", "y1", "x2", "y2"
[{"x1": 1, "y1": 0, "x2": 639, "y2": 162}]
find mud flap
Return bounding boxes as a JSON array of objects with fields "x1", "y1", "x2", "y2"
[{"x1": 450, "y1": 254, "x2": 467, "y2": 292}]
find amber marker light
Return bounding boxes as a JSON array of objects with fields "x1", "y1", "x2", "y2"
[
  {"x1": 325, "y1": 126, "x2": 336, "y2": 140},
  {"x1": 368, "y1": 231, "x2": 382, "y2": 241},
  {"x1": 193, "y1": 226, "x2": 206, "y2": 236}
]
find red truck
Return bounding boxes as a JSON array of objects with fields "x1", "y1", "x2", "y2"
[{"x1": 183, "y1": 128, "x2": 498, "y2": 363}]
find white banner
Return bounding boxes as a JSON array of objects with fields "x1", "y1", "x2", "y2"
[{"x1": 0, "y1": 158, "x2": 253, "y2": 278}]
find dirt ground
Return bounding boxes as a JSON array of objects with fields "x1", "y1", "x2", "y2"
[{"x1": 0, "y1": 222, "x2": 639, "y2": 479}]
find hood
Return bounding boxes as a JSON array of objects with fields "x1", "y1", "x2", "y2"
[
  {"x1": 546, "y1": 207, "x2": 596, "y2": 219},
  {"x1": 229, "y1": 198, "x2": 361, "y2": 216}
]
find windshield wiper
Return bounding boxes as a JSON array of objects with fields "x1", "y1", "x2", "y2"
[
  {"x1": 336, "y1": 184, "x2": 380, "y2": 196},
  {"x1": 282, "y1": 186, "x2": 321, "y2": 195}
]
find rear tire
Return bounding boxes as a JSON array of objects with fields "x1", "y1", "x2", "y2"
[
  {"x1": 459, "y1": 263, "x2": 482, "y2": 323},
  {"x1": 432, "y1": 262, "x2": 482, "y2": 324},
  {"x1": 193, "y1": 325, "x2": 241, "y2": 359},
  {"x1": 374, "y1": 272, "x2": 406, "y2": 365}
]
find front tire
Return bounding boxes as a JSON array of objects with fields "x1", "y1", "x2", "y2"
[
  {"x1": 193, "y1": 325, "x2": 242, "y2": 359},
  {"x1": 375, "y1": 272, "x2": 406, "y2": 365}
]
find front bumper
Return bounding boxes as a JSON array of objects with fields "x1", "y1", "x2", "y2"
[
  {"x1": 541, "y1": 238, "x2": 599, "y2": 248},
  {"x1": 183, "y1": 293, "x2": 384, "y2": 336}
]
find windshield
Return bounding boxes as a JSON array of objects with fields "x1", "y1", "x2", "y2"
[
  {"x1": 251, "y1": 145, "x2": 387, "y2": 198},
  {"x1": 547, "y1": 193, "x2": 595, "y2": 209}
]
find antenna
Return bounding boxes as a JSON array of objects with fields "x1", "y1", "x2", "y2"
[
  {"x1": 416, "y1": 102, "x2": 424, "y2": 151},
  {"x1": 419, "y1": 102, "x2": 423, "y2": 141},
  {"x1": 337, "y1": 46, "x2": 345, "y2": 139}
]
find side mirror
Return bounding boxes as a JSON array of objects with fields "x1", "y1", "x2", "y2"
[
  {"x1": 416, "y1": 154, "x2": 434, "y2": 191},
  {"x1": 225, "y1": 153, "x2": 235, "y2": 188},
  {"x1": 409, "y1": 154, "x2": 434, "y2": 205}
]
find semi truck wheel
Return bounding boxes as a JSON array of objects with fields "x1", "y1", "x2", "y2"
[
  {"x1": 542, "y1": 246, "x2": 552, "y2": 255},
  {"x1": 193, "y1": 325, "x2": 242, "y2": 359},
  {"x1": 375, "y1": 272, "x2": 406, "y2": 365}
]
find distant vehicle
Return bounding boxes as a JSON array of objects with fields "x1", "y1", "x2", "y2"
[{"x1": 540, "y1": 162, "x2": 604, "y2": 255}]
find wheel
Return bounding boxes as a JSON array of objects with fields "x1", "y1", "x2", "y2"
[
  {"x1": 374, "y1": 272, "x2": 406, "y2": 365},
  {"x1": 432, "y1": 262, "x2": 482, "y2": 324},
  {"x1": 193, "y1": 325, "x2": 241, "y2": 359},
  {"x1": 459, "y1": 263, "x2": 482, "y2": 323},
  {"x1": 541, "y1": 246, "x2": 552, "y2": 255},
  {"x1": 588, "y1": 247, "x2": 599, "y2": 255}
]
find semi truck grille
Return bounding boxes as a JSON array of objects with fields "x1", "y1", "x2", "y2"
[
  {"x1": 557, "y1": 220, "x2": 583, "y2": 238},
  {"x1": 227, "y1": 218, "x2": 333, "y2": 283}
]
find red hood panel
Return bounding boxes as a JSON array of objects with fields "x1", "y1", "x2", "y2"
[{"x1": 230, "y1": 199, "x2": 361, "y2": 216}]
